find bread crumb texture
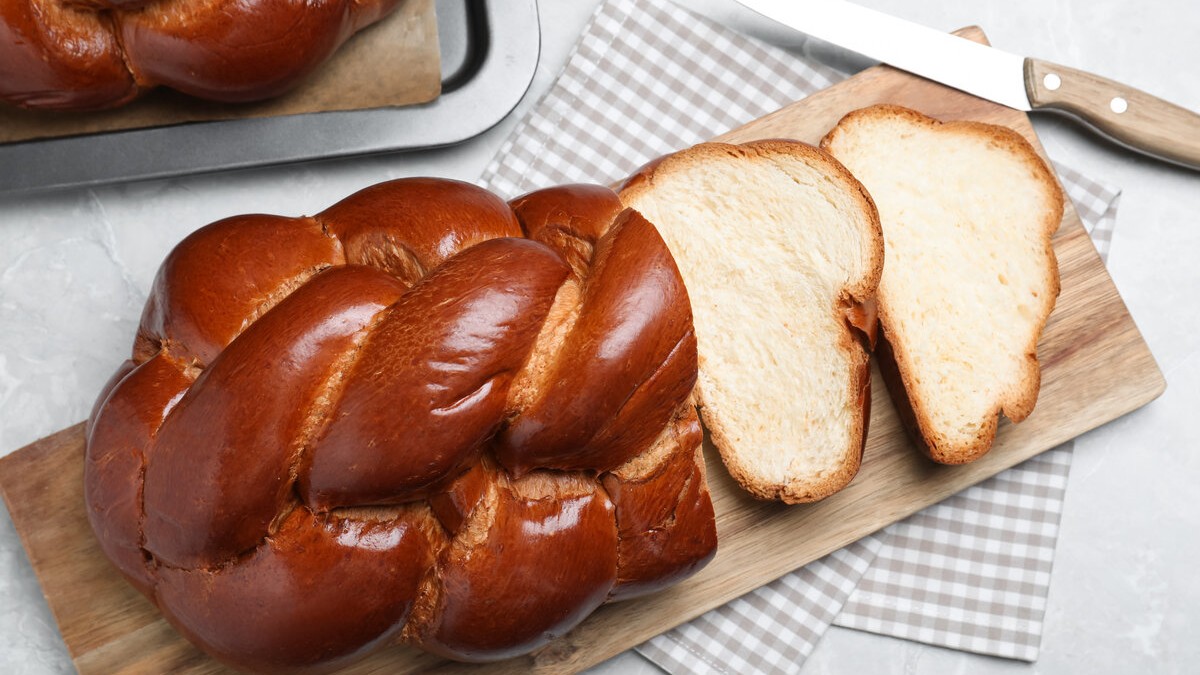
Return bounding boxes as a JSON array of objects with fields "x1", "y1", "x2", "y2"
[
  {"x1": 621, "y1": 140, "x2": 883, "y2": 502},
  {"x1": 823, "y1": 105, "x2": 1063, "y2": 463}
]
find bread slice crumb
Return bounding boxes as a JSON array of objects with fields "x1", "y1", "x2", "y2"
[
  {"x1": 822, "y1": 104, "x2": 1064, "y2": 464},
  {"x1": 620, "y1": 140, "x2": 883, "y2": 502}
]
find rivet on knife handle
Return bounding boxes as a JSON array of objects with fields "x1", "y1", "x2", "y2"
[{"x1": 1024, "y1": 58, "x2": 1200, "y2": 170}]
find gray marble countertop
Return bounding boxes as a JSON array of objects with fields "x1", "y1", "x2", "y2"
[{"x1": 2, "y1": 0, "x2": 1197, "y2": 672}]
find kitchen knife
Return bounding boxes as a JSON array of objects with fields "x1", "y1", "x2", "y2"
[{"x1": 736, "y1": 0, "x2": 1200, "y2": 170}]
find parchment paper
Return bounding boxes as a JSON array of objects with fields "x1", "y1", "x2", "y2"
[{"x1": 0, "y1": 0, "x2": 441, "y2": 144}]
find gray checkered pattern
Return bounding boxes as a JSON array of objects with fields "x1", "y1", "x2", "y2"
[
  {"x1": 477, "y1": 0, "x2": 1122, "y2": 671},
  {"x1": 479, "y1": 0, "x2": 838, "y2": 195},
  {"x1": 834, "y1": 447, "x2": 1075, "y2": 661},
  {"x1": 828, "y1": 164, "x2": 1119, "y2": 663},
  {"x1": 1055, "y1": 161, "x2": 1121, "y2": 259},
  {"x1": 639, "y1": 537, "x2": 885, "y2": 674}
]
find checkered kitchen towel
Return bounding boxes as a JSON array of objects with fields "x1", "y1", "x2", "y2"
[{"x1": 478, "y1": 0, "x2": 1121, "y2": 670}]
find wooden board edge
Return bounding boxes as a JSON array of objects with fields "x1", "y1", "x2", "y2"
[{"x1": 0, "y1": 423, "x2": 89, "y2": 661}]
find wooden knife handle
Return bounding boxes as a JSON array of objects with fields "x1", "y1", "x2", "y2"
[{"x1": 1025, "y1": 57, "x2": 1200, "y2": 170}]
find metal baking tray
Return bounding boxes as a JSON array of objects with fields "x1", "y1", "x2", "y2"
[{"x1": 0, "y1": 0, "x2": 540, "y2": 196}]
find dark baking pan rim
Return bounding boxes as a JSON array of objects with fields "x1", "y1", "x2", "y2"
[{"x1": 0, "y1": 0, "x2": 541, "y2": 196}]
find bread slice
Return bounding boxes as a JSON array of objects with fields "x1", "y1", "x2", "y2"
[
  {"x1": 619, "y1": 140, "x2": 883, "y2": 503},
  {"x1": 821, "y1": 105, "x2": 1064, "y2": 464}
]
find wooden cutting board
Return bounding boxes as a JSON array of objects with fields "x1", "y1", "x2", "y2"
[{"x1": 0, "y1": 26, "x2": 1164, "y2": 675}]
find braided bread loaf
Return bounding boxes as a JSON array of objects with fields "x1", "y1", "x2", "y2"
[
  {"x1": 0, "y1": 0, "x2": 401, "y2": 110},
  {"x1": 84, "y1": 178, "x2": 717, "y2": 671}
]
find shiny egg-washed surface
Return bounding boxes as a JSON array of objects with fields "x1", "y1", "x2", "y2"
[
  {"x1": 84, "y1": 178, "x2": 717, "y2": 672},
  {"x1": 0, "y1": 0, "x2": 401, "y2": 110}
]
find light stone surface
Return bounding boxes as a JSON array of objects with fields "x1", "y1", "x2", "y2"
[{"x1": 1, "y1": 0, "x2": 1197, "y2": 672}]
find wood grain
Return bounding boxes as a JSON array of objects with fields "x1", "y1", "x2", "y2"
[
  {"x1": 0, "y1": 26, "x2": 1164, "y2": 675},
  {"x1": 1024, "y1": 58, "x2": 1200, "y2": 169}
]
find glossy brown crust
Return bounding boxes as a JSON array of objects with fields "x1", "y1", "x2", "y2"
[
  {"x1": 85, "y1": 178, "x2": 716, "y2": 671},
  {"x1": 0, "y1": 0, "x2": 402, "y2": 110},
  {"x1": 156, "y1": 507, "x2": 437, "y2": 675},
  {"x1": 134, "y1": 214, "x2": 344, "y2": 367},
  {"x1": 415, "y1": 468, "x2": 619, "y2": 662},
  {"x1": 85, "y1": 355, "x2": 192, "y2": 595},
  {"x1": 86, "y1": 359, "x2": 136, "y2": 434},
  {"x1": 142, "y1": 266, "x2": 406, "y2": 569},
  {"x1": 318, "y1": 177, "x2": 523, "y2": 283},
  {"x1": 614, "y1": 154, "x2": 667, "y2": 196},
  {"x1": 603, "y1": 406, "x2": 717, "y2": 601},
  {"x1": 844, "y1": 297, "x2": 878, "y2": 352},
  {"x1": 845, "y1": 297, "x2": 876, "y2": 468},
  {"x1": 510, "y1": 183, "x2": 624, "y2": 277},
  {"x1": 0, "y1": 0, "x2": 137, "y2": 109},
  {"x1": 300, "y1": 241, "x2": 570, "y2": 509},
  {"x1": 495, "y1": 210, "x2": 698, "y2": 475},
  {"x1": 427, "y1": 458, "x2": 490, "y2": 536}
]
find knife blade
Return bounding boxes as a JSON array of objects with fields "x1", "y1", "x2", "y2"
[{"x1": 735, "y1": 0, "x2": 1200, "y2": 170}]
